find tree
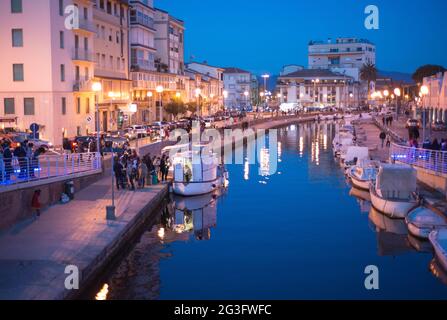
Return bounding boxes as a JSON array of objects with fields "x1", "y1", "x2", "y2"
[
  {"x1": 360, "y1": 62, "x2": 377, "y2": 98},
  {"x1": 164, "y1": 100, "x2": 186, "y2": 120},
  {"x1": 412, "y1": 65, "x2": 446, "y2": 84}
]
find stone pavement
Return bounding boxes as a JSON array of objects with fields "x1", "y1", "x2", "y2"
[{"x1": 0, "y1": 176, "x2": 168, "y2": 300}]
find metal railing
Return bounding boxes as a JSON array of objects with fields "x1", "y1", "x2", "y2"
[
  {"x1": 0, "y1": 152, "x2": 101, "y2": 187},
  {"x1": 373, "y1": 116, "x2": 406, "y2": 144},
  {"x1": 391, "y1": 143, "x2": 447, "y2": 175}
]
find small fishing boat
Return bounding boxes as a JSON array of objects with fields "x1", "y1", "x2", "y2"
[
  {"x1": 369, "y1": 164, "x2": 418, "y2": 219},
  {"x1": 341, "y1": 146, "x2": 369, "y2": 166},
  {"x1": 347, "y1": 159, "x2": 378, "y2": 190},
  {"x1": 406, "y1": 205, "x2": 447, "y2": 239},
  {"x1": 429, "y1": 229, "x2": 447, "y2": 271},
  {"x1": 349, "y1": 186, "x2": 371, "y2": 202},
  {"x1": 170, "y1": 145, "x2": 229, "y2": 196}
]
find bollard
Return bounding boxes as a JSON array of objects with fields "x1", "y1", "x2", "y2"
[{"x1": 106, "y1": 205, "x2": 116, "y2": 220}]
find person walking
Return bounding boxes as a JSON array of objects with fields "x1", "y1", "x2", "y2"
[
  {"x1": 31, "y1": 189, "x2": 42, "y2": 218},
  {"x1": 163, "y1": 156, "x2": 170, "y2": 181},
  {"x1": 379, "y1": 131, "x2": 386, "y2": 148},
  {"x1": 159, "y1": 155, "x2": 166, "y2": 182},
  {"x1": 386, "y1": 135, "x2": 391, "y2": 148},
  {"x1": 2, "y1": 141, "x2": 12, "y2": 181},
  {"x1": 126, "y1": 160, "x2": 136, "y2": 191},
  {"x1": 113, "y1": 157, "x2": 124, "y2": 190},
  {"x1": 138, "y1": 160, "x2": 148, "y2": 188},
  {"x1": 151, "y1": 156, "x2": 159, "y2": 185}
]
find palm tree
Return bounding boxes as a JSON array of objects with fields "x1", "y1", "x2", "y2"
[{"x1": 360, "y1": 62, "x2": 378, "y2": 98}]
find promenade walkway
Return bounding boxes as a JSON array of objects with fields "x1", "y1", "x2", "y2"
[{"x1": 0, "y1": 176, "x2": 168, "y2": 300}]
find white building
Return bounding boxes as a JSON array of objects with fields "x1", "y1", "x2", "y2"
[
  {"x1": 308, "y1": 37, "x2": 376, "y2": 81},
  {"x1": 277, "y1": 69, "x2": 360, "y2": 109},
  {"x1": 223, "y1": 68, "x2": 252, "y2": 109},
  {"x1": 187, "y1": 62, "x2": 224, "y2": 108},
  {"x1": 0, "y1": 0, "x2": 98, "y2": 145},
  {"x1": 422, "y1": 72, "x2": 447, "y2": 124}
]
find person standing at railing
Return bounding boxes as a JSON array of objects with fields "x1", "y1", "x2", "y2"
[
  {"x1": 379, "y1": 131, "x2": 386, "y2": 148},
  {"x1": 13, "y1": 142, "x2": 27, "y2": 179},
  {"x1": 2, "y1": 141, "x2": 12, "y2": 181}
]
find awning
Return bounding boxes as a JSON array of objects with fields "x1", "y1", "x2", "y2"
[{"x1": 0, "y1": 117, "x2": 17, "y2": 123}]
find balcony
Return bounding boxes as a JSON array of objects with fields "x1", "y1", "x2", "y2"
[
  {"x1": 73, "y1": 18, "x2": 96, "y2": 34},
  {"x1": 131, "y1": 59, "x2": 154, "y2": 72},
  {"x1": 130, "y1": 15, "x2": 155, "y2": 31},
  {"x1": 73, "y1": 79, "x2": 93, "y2": 92},
  {"x1": 72, "y1": 49, "x2": 94, "y2": 62}
]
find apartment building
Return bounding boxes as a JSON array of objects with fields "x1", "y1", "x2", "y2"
[
  {"x1": 0, "y1": 0, "x2": 97, "y2": 145},
  {"x1": 223, "y1": 68, "x2": 252, "y2": 109},
  {"x1": 154, "y1": 8, "x2": 185, "y2": 76},
  {"x1": 308, "y1": 37, "x2": 376, "y2": 81},
  {"x1": 187, "y1": 62, "x2": 224, "y2": 110},
  {"x1": 93, "y1": 0, "x2": 132, "y2": 131}
]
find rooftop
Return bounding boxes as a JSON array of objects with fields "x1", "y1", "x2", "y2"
[
  {"x1": 223, "y1": 67, "x2": 251, "y2": 74},
  {"x1": 309, "y1": 38, "x2": 375, "y2": 46},
  {"x1": 279, "y1": 68, "x2": 352, "y2": 79}
]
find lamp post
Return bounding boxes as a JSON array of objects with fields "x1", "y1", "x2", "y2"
[
  {"x1": 156, "y1": 85, "x2": 164, "y2": 122},
  {"x1": 108, "y1": 91, "x2": 115, "y2": 130},
  {"x1": 195, "y1": 88, "x2": 201, "y2": 117},
  {"x1": 244, "y1": 91, "x2": 249, "y2": 110},
  {"x1": 394, "y1": 87, "x2": 401, "y2": 120},
  {"x1": 147, "y1": 91, "x2": 153, "y2": 123},
  {"x1": 92, "y1": 81, "x2": 102, "y2": 155},
  {"x1": 420, "y1": 85, "x2": 429, "y2": 141}
]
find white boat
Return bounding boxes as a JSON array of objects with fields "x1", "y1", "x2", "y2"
[
  {"x1": 429, "y1": 229, "x2": 447, "y2": 271},
  {"x1": 341, "y1": 146, "x2": 369, "y2": 166},
  {"x1": 171, "y1": 145, "x2": 229, "y2": 196},
  {"x1": 406, "y1": 205, "x2": 447, "y2": 239},
  {"x1": 369, "y1": 164, "x2": 418, "y2": 219},
  {"x1": 347, "y1": 160, "x2": 378, "y2": 190}
]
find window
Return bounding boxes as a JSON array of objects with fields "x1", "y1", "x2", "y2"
[
  {"x1": 76, "y1": 97, "x2": 81, "y2": 114},
  {"x1": 99, "y1": 0, "x2": 104, "y2": 10},
  {"x1": 13, "y1": 64, "x2": 24, "y2": 81},
  {"x1": 12, "y1": 29, "x2": 23, "y2": 47},
  {"x1": 84, "y1": 67, "x2": 89, "y2": 81},
  {"x1": 113, "y1": 3, "x2": 118, "y2": 16},
  {"x1": 11, "y1": 0, "x2": 22, "y2": 13},
  {"x1": 101, "y1": 26, "x2": 105, "y2": 39},
  {"x1": 24, "y1": 98, "x2": 35, "y2": 115},
  {"x1": 61, "y1": 97, "x2": 66, "y2": 115},
  {"x1": 83, "y1": 7, "x2": 88, "y2": 20},
  {"x1": 116, "y1": 57, "x2": 120, "y2": 70},
  {"x1": 4, "y1": 98, "x2": 15, "y2": 115},
  {"x1": 116, "y1": 31, "x2": 120, "y2": 44},
  {"x1": 59, "y1": 0, "x2": 64, "y2": 16},
  {"x1": 110, "y1": 55, "x2": 113, "y2": 69},
  {"x1": 59, "y1": 31, "x2": 64, "y2": 48},
  {"x1": 60, "y1": 64, "x2": 65, "y2": 81},
  {"x1": 77, "y1": 126, "x2": 81, "y2": 136},
  {"x1": 107, "y1": 1, "x2": 112, "y2": 14},
  {"x1": 86, "y1": 98, "x2": 90, "y2": 114},
  {"x1": 109, "y1": 28, "x2": 113, "y2": 42}
]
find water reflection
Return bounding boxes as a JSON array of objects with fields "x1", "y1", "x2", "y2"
[{"x1": 368, "y1": 207, "x2": 415, "y2": 256}]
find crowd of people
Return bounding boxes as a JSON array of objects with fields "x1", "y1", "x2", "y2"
[
  {"x1": 113, "y1": 147, "x2": 171, "y2": 191},
  {"x1": 0, "y1": 138, "x2": 47, "y2": 183}
]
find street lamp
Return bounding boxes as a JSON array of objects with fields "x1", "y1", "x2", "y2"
[
  {"x1": 92, "y1": 81, "x2": 102, "y2": 155},
  {"x1": 262, "y1": 74, "x2": 269, "y2": 92},
  {"x1": 394, "y1": 88, "x2": 401, "y2": 120},
  {"x1": 420, "y1": 85, "x2": 429, "y2": 141},
  {"x1": 156, "y1": 85, "x2": 164, "y2": 122},
  {"x1": 176, "y1": 92, "x2": 181, "y2": 99}
]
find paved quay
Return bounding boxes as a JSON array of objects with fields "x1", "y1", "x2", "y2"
[{"x1": 0, "y1": 175, "x2": 168, "y2": 300}]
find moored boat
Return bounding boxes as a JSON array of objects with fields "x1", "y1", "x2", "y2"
[
  {"x1": 369, "y1": 164, "x2": 418, "y2": 219},
  {"x1": 406, "y1": 205, "x2": 447, "y2": 239},
  {"x1": 429, "y1": 229, "x2": 447, "y2": 271},
  {"x1": 347, "y1": 159, "x2": 378, "y2": 190},
  {"x1": 170, "y1": 145, "x2": 229, "y2": 196}
]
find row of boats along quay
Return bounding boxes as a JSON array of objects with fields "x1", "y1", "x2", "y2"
[{"x1": 80, "y1": 112, "x2": 447, "y2": 300}]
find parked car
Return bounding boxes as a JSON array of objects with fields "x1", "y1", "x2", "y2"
[
  {"x1": 129, "y1": 125, "x2": 147, "y2": 138},
  {"x1": 433, "y1": 121, "x2": 446, "y2": 131},
  {"x1": 405, "y1": 119, "x2": 421, "y2": 129},
  {"x1": 123, "y1": 128, "x2": 138, "y2": 140},
  {"x1": 203, "y1": 117, "x2": 214, "y2": 128}
]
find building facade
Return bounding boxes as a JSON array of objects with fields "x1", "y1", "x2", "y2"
[
  {"x1": 223, "y1": 68, "x2": 252, "y2": 110},
  {"x1": 0, "y1": 0, "x2": 98, "y2": 145},
  {"x1": 277, "y1": 69, "x2": 360, "y2": 109},
  {"x1": 308, "y1": 37, "x2": 376, "y2": 82},
  {"x1": 422, "y1": 72, "x2": 447, "y2": 124},
  {"x1": 93, "y1": 0, "x2": 132, "y2": 131}
]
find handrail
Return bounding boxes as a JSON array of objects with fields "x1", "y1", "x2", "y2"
[
  {"x1": 0, "y1": 152, "x2": 101, "y2": 187},
  {"x1": 391, "y1": 143, "x2": 447, "y2": 176}
]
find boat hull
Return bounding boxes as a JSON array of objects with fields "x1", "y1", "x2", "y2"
[
  {"x1": 407, "y1": 206, "x2": 447, "y2": 239},
  {"x1": 369, "y1": 185, "x2": 418, "y2": 219},
  {"x1": 173, "y1": 178, "x2": 220, "y2": 196},
  {"x1": 429, "y1": 229, "x2": 447, "y2": 271},
  {"x1": 348, "y1": 170, "x2": 371, "y2": 190}
]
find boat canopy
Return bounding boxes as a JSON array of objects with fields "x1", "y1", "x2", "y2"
[
  {"x1": 376, "y1": 164, "x2": 417, "y2": 200},
  {"x1": 344, "y1": 146, "x2": 369, "y2": 163}
]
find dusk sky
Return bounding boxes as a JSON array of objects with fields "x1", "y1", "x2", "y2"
[{"x1": 159, "y1": 0, "x2": 447, "y2": 75}]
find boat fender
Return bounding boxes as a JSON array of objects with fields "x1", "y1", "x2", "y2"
[{"x1": 212, "y1": 184, "x2": 217, "y2": 188}]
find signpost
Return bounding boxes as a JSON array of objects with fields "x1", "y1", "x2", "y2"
[{"x1": 30, "y1": 123, "x2": 39, "y2": 140}]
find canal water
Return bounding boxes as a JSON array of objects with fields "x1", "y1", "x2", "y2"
[{"x1": 91, "y1": 122, "x2": 447, "y2": 300}]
